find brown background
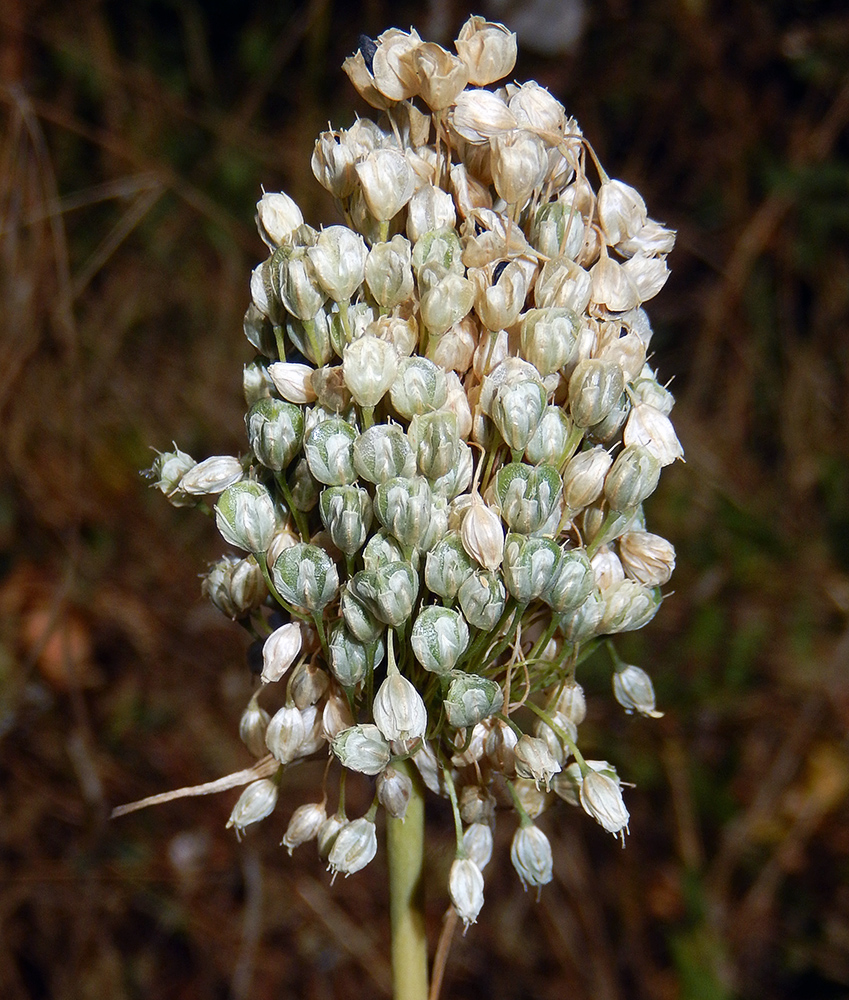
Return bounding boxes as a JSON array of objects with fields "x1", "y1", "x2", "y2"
[{"x1": 2, "y1": 1, "x2": 849, "y2": 997}]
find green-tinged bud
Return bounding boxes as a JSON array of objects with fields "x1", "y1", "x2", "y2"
[
  {"x1": 472, "y1": 259, "x2": 533, "y2": 332},
  {"x1": 373, "y1": 671, "x2": 428, "y2": 741},
  {"x1": 546, "y1": 548, "x2": 593, "y2": 612},
  {"x1": 226, "y1": 779, "x2": 278, "y2": 837},
  {"x1": 460, "y1": 495, "x2": 504, "y2": 570},
  {"x1": 558, "y1": 589, "x2": 605, "y2": 643},
  {"x1": 290, "y1": 660, "x2": 330, "y2": 710},
  {"x1": 493, "y1": 462, "x2": 562, "y2": 535},
  {"x1": 339, "y1": 586, "x2": 385, "y2": 645},
  {"x1": 420, "y1": 271, "x2": 475, "y2": 337},
  {"x1": 319, "y1": 485, "x2": 373, "y2": 555},
  {"x1": 502, "y1": 534, "x2": 561, "y2": 603},
  {"x1": 246, "y1": 398, "x2": 304, "y2": 471},
  {"x1": 374, "y1": 476, "x2": 432, "y2": 549},
  {"x1": 282, "y1": 801, "x2": 326, "y2": 855},
  {"x1": 304, "y1": 416, "x2": 358, "y2": 485},
  {"x1": 286, "y1": 309, "x2": 333, "y2": 366},
  {"x1": 365, "y1": 235, "x2": 415, "y2": 309},
  {"x1": 597, "y1": 178, "x2": 647, "y2": 246},
  {"x1": 406, "y1": 184, "x2": 456, "y2": 242},
  {"x1": 331, "y1": 724, "x2": 391, "y2": 775},
  {"x1": 491, "y1": 379, "x2": 548, "y2": 452},
  {"x1": 444, "y1": 671, "x2": 504, "y2": 728},
  {"x1": 327, "y1": 817, "x2": 378, "y2": 878},
  {"x1": 307, "y1": 225, "x2": 367, "y2": 302},
  {"x1": 244, "y1": 304, "x2": 276, "y2": 359},
  {"x1": 276, "y1": 245, "x2": 327, "y2": 322},
  {"x1": 362, "y1": 528, "x2": 415, "y2": 572},
  {"x1": 533, "y1": 711, "x2": 576, "y2": 766},
  {"x1": 425, "y1": 534, "x2": 475, "y2": 600},
  {"x1": 455, "y1": 15, "x2": 516, "y2": 86},
  {"x1": 354, "y1": 424, "x2": 417, "y2": 484},
  {"x1": 458, "y1": 569, "x2": 507, "y2": 630},
  {"x1": 520, "y1": 308, "x2": 579, "y2": 376},
  {"x1": 623, "y1": 402, "x2": 684, "y2": 466},
  {"x1": 261, "y1": 621, "x2": 303, "y2": 684},
  {"x1": 408, "y1": 410, "x2": 460, "y2": 480},
  {"x1": 449, "y1": 857, "x2": 485, "y2": 929},
  {"x1": 180, "y1": 455, "x2": 244, "y2": 497},
  {"x1": 146, "y1": 447, "x2": 196, "y2": 505},
  {"x1": 355, "y1": 148, "x2": 416, "y2": 221},
  {"x1": 215, "y1": 482, "x2": 277, "y2": 553},
  {"x1": 431, "y1": 440, "x2": 473, "y2": 500},
  {"x1": 534, "y1": 256, "x2": 592, "y2": 313},
  {"x1": 419, "y1": 494, "x2": 449, "y2": 552},
  {"x1": 328, "y1": 299, "x2": 377, "y2": 358},
  {"x1": 271, "y1": 543, "x2": 339, "y2": 612},
  {"x1": 390, "y1": 356, "x2": 449, "y2": 418},
  {"x1": 265, "y1": 703, "x2": 307, "y2": 764},
  {"x1": 632, "y1": 372, "x2": 675, "y2": 414},
  {"x1": 463, "y1": 821, "x2": 494, "y2": 871},
  {"x1": 580, "y1": 769, "x2": 630, "y2": 839},
  {"x1": 352, "y1": 562, "x2": 419, "y2": 627},
  {"x1": 239, "y1": 694, "x2": 270, "y2": 757},
  {"x1": 599, "y1": 579, "x2": 660, "y2": 633},
  {"x1": 266, "y1": 362, "x2": 316, "y2": 404},
  {"x1": 510, "y1": 823, "x2": 553, "y2": 890},
  {"x1": 342, "y1": 334, "x2": 399, "y2": 407},
  {"x1": 603, "y1": 444, "x2": 661, "y2": 511},
  {"x1": 377, "y1": 765, "x2": 413, "y2": 819},
  {"x1": 592, "y1": 545, "x2": 626, "y2": 591},
  {"x1": 311, "y1": 129, "x2": 357, "y2": 198},
  {"x1": 613, "y1": 663, "x2": 663, "y2": 718},
  {"x1": 287, "y1": 458, "x2": 320, "y2": 511},
  {"x1": 568, "y1": 359, "x2": 626, "y2": 428},
  {"x1": 555, "y1": 682, "x2": 587, "y2": 725},
  {"x1": 530, "y1": 202, "x2": 584, "y2": 260},
  {"x1": 412, "y1": 227, "x2": 465, "y2": 277},
  {"x1": 525, "y1": 406, "x2": 572, "y2": 467},
  {"x1": 618, "y1": 530, "x2": 675, "y2": 586},
  {"x1": 514, "y1": 735, "x2": 561, "y2": 790},
  {"x1": 256, "y1": 191, "x2": 303, "y2": 249},
  {"x1": 203, "y1": 555, "x2": 266, "y2": 618},
  {"x1": 491, "y1": 129, "x2": 548, "y2": 207},
  {"x1": 329, "y1": 623, "x2": 383, "y2": 686},
  {"x1": 562, "y1": 446, "x2": 612, "y2": 512},
  {"x1": 410, "y1": 605, "x2": 470, "y2": 674},
  {"x1": 478, "y1": 356, "x2": 542, "y2": 416},
  {"x1": 317, "y1": 814, "x2": 346, "y2": 862}
]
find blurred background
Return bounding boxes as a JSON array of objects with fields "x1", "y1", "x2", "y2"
[{"x1": 2, "y1": 1, "x2": 849, "y2": 997}]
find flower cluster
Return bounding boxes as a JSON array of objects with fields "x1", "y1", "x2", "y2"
[{"x1": 148, "y1": 16, "x2": 680, "y2": 925}]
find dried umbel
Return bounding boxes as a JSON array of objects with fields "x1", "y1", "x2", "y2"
[{"x1": 136, "y1": 13, "x2": 680, "y2": 932}]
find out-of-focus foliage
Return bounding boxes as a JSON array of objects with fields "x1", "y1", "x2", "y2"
[{"x1": 1, "y1": 2, "x2": 848, "y2": 999}]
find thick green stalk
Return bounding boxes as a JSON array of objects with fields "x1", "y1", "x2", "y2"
[{"x1": 386, "y1": 759, "x2": 429, "y2": 1000}]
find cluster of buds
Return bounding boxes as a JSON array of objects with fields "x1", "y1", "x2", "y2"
[{"x1": 148, "y1": 16, "x2": 680, "y2": 924}]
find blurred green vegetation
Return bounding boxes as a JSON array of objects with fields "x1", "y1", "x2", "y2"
[{"x1": 1, "y1": 2, "x2": 849, "y2": 999}]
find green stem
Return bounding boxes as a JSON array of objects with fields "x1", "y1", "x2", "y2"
[{"x1": 387, "y1": 758, "x2": 429, "y2": 1000}]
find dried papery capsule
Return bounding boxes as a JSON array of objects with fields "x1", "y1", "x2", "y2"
[
  {"x1": 580, "y1": 768, "x2": 630, "y2": 839},
  {"x1": 621, "y1": 254, "x2": 670, "y2": 303},
  {"x1": 619, "y1": 219, "x2": 676, "y2": 258},
  {"x1": 459, "y1": 785, "x2": 497, "y2": 826},
  {"x1": 507, "y1": 80, "x2": 566, "y2": 133},
  {"x1": 275, "y1": 244, "x2": 327, "y2": 322},
  {"x1": 604, "y1": 444, "x2": 662, "y2": 512},
  {"x1": 449, "y1": 857, "x2": 485, "y2": 929},
  {"x1": 312, "y1": 130, "x2": 358, "y2": 198},
  {"x1": 457, "y1": 569, "x2": 507, "y2": 631},
  {"x1": 307, "y1": 225, "x2": 368, "y2": 303},
  {"x1": 261, "y1": 621, "x2": 303, "y2": 684},
  {"x1": 485, "y1": 718, "x2": 518, "y2": 772},
  {"x1": 490, "y1": 129, "x2": 548, "y2": 207},
  {"x1": 376, "y1": 764, "x2": 413, "y2": 819},
  {"x1": 352, "y1": 562, "x2": 419, "y2": 627},
  {"x1": 342, "y1": 335, "x2": 399, "y2": 408},
  {"x1": 271, "y1": 543, "x2": 339, "y2": 612},
  {"x1": 215, "y1": 482, "x2": 277, "y2": 554},
  {"x1": 534, "y1": 256, "x2": 592, "y2": 313},
  {"x1": 510, "y1": 823, "x2": 553, "y2": 891},
  {"x1": 597, "y1": 178, "x2": 647, "y2": 247},
  {"x1": 472, "y1": 259, "x2": 533, "y2": 332},
  {"x1": 365, "y1": 235, "x2": 414, "y2": 309},
  {"x1": 455, "y1": 15, "x2": 517, "y2": 86},
  {"x1": 406, "y1": 185, "x2": 456, "y2": 242},
  {"x1": 226, "y1": 779, "x2": 279, "y2": 837},
  {"x1": 524, "y1": 407, "x2": 573, "y2": 468},
  {"x1": 623, "y1": 402, "x2": 684, "y2": 466},
  {"x1": 239, "y1": 694, "x2": 270, "y2": 758},
  {"x1": 613, "y1": 663, "x2": 663, "y2": 718},
  {"x1": 461, "y1": 494, "x2": 504, "y2": 571},
  {"x1": 282, "y1": 801, "x2": 326, "y2": 855},
  {"x1": 600, "y1": 579, "x2": 661, "y2": 634},
  {"x1": 451, "y1": 722, "x2": 488, "y2": 766},
  {"x1": 203, "y1": 555, "x2": 265, "y2": 619},
  {"x1": 618, "y1": 530, "x2": 676, "y2": 587},
  {"x1": 266, "y1": 362, "x2": 316, "y2": 404},
  {"x1": 513, "y1": 735, "x2": 561, "y2": 790},
  {"x1": 328, "y1": 816, "x2": 378, "y2": 879},
  {"x1": 410, "y1": 605, "x2": 470, "y2": 674},
  {"x1": 256, "y1": 191, "x2": 304, "y2": 249},
  {"x1": 180, "y1": 456, "x2": 244, "y2": 497},
  {"x1": 265, "y1": 704, "x2": 307, "y2": 764},
  {"x1": 319, "y1": 485, "x2": 373, "y2": 555},
  {"x1": 444, "y1": 672, "x2": 504, "y2": 728},
  {"x1": 450, "y1": 88, "x2": 517, "y2": 144},
  {"x1": 513, "y1": 777, "x2": 552, "y2": 819},
  {"x1": 246, "y1": 398, "x2": 304, "y2": 471},
  {"x1": 356, "y1": 148, "x2": 416, "y2": 222},
  {"x1": 374, "y1": 476, "x2": 433, "y2": 550},
  {"x1": 502, "y1": 534, "x2": 562, "y2": 604},
  {"x1": 289, "y1": 660, "x2": 330, "y2": 710},
  {"x1": 425, "y1": 534, "x2": 475, "y2": 600},
  {"x1": 420, "y1": 271, "x2": 475, "y2": 338},
  {"x1": 331, "y1": 724, "x2": 391, "y2": 775}
]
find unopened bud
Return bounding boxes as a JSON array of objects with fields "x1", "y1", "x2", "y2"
[
  {"x1": 410, "y1": 605, "x2": 470, "y2": 674},
  {"x1": 215, "y1": 482, "x2": 277, "y2": 553},
  {"x1": 457, "y1": 569, "x2": 507, "y2": 630},
  {"x1": 449, "y1": 857, "x2": 485, "y2": 929},
  {"x1": 613, "y1": 663, "x2": 663, "y2": 718},
  {"x1": 282, "y1": 801, "x2": 326, "y2": 854},
  {"x1": 365, "y1": 235, "x2": 415, "y2": 309},
  {"x1": 510, "y1": 823, "x2": 553, "y2": 891},
  {"x1": 580, "y1": 768, "x2": 630, "y2": 839},
  {"x1": 376, "y1": 764, "x2": 413, "y2": 819},
  {"x1": 332, "y1": 724, "x2": 391, "y2": 775},
  {"x1": 618, "y1": 530, "x2": 676, "y2": 587},
  {"x1": 603, "y1": 444, "x2": 661, "y2": 512},
  {"x1": 226, "y1": 779, "x2": 278, "y2": 837},
  {"x1": 271, "y1": 542, "x2": 339, "y2": 612},
  {"x1": 328, "y1": 816, "x2": 378, "y2": 878},
  {"x1": 239, "y1": 694, "x2": 270, "y2": 757},
  {"x1": 373, "y1": 669, "x2": 428, "y2": 742},
  {"x1": 265, "y1": 704, "x2": 307, "y2": 764},
  {"x1": 256, "y1": 191, "x2": 303, "y2": 249},
  {"x1": 444, "y1": 671, "x2": 503, "y2": 728},
  {"x1": 356, "y1": 148, "x2": 416, "y2": 222},
  {"x1": 261, "y1": 622, "x2": 303, "y2": 684}
]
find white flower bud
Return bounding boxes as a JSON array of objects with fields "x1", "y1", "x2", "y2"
[
  {"x1": 568, "y1": 359, "x2": 625, "y2": 428},
  {"x1": 513, "y1": 735, "x2": 561, "y2": 790},
  {"x1": 256, "y1": 192, "x2": 304, "y2": 249},
  {"x1": 555, "y1": 682, "x2": 587, "y2": 725},
  {"x1": 444, "y1": 672, "x2": 503, "y2": 728},
  {"x1": 277, "y1": 246, "x2": 328, "y2": 321},
  {"x1": 420, "y1": 271, "x2": 475, "y2": 338},
  {"x1": 623, "y1": 402, "x2": 684, "y2": 466},
  {"x1": 580, "y1": 768, "x2": 630, "y2": 839},
  {"x1": 406, "y1": 184, "x2": 456, "y2": 242},
  {"x1": 373, "y1": 670, "x2": 428, "y2": 742},
  {"x1": 238, "y1": 695, "x2": 270, "y2": 757},
  {"x1": 604, "y1": 444, "x2": 662, "y2": 511},
  {"x1": 613, "y1": 663, "x2": 663, "y2": 718},
  {"x1": 352, "y1": 562, "x2": 418, "y2": 627},
  {"x1": 461, "y1": 495, "x2": 504, "y2": 570},
  {"x1": 266, "y1": 362, "x2": 317, "y2": 404},
  {"x1": 458, "y1": 569, "x2": 507, "y2": 630},
  {"x1": 226, "y1": 779, "x2": 278, "y2": 837},
  {"x1": 179, "y1": 455, "x2": 244, "y2": 497},
  {"x1": 449, "y1": 857, "x2": 485, "y2": 929},
  {"x1": 510, "y1": 823, "x2": 553, "y2": 891},
  {"x1": 282, "y1": 801, "x2": 326, "y2": 855},
  {"x1": 597, "y1": 178, "x2": 647, "y2": 246},
  {"x1": 591, "y1": 545, "x2": 626, "y2": 591},
  {"x1": 590, "y1": 249, "x2": 640, "y2": 312},
  {"x1": 307, "y1": 226, "x2": 368, "y2": 303},
  {"x1": 410, "y1": 605, "x2": 470, "y2": 674},
  {"x1": 462, "y1": 822, "x2": 494, "y2": 870},
  {"x1": 342, "y1": 334, "x2": 399, "y2": 408},
  {"x1": 425, "y1": 534, "x2": 475, "y2": 600},
  {"x1": 618, "y1": 530, "x2": 676, "y2": 587},
  {"x1": 455, "y1": 16, "x2": 517, "y2": 86},
  {"x1": 356, "y1": 148, "x2": 416, "y2": 222},
  {"x1": 502, "y1": 534, "x2": 562, "y2": 603},
  {"x1": 311, "y1": 130, "x2": 358, "y2": 198},
  {"x1": 390, "y1": 356, "x2": 448, "y2": 418},
  {"x1": 215, "y1": 482, "x2": 277, "y2": 553},
  {"x1": 265, "y1": 704, "x2": 307, "y2": 764},
  {"x1": 364, "y1": 235, "x2": 415, "y2": 309},
  {"x1": 493, "y1": 462, "x2": 562, "y2": 535},
  {"x1": 261, "y1": 622, "x2": 302, "y2": 684},
  {"x1": 304, "y1": 416, "x2": 358, "y2": 485},
  {"x1": 376, "y1": 764, "x2": 413, "y2": 819},
  {"x1": 328, "y1": 817, "x2": 378, "y2": 878},
  {"x1": 491, "y1": 129, "x2": 548, "y2": 207},
  {"x1": 450, "y1": 89, "x2": 517, "y2": 144},
  {"x1": 271, "y1": 543, "x2": 339, "y2": 612},
  {"x1": 331, "y1": 724, "x2": 391, "y2": 775},
  {"x1": 535, "y1": 256, "x2": 593, "y2": 313}
]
